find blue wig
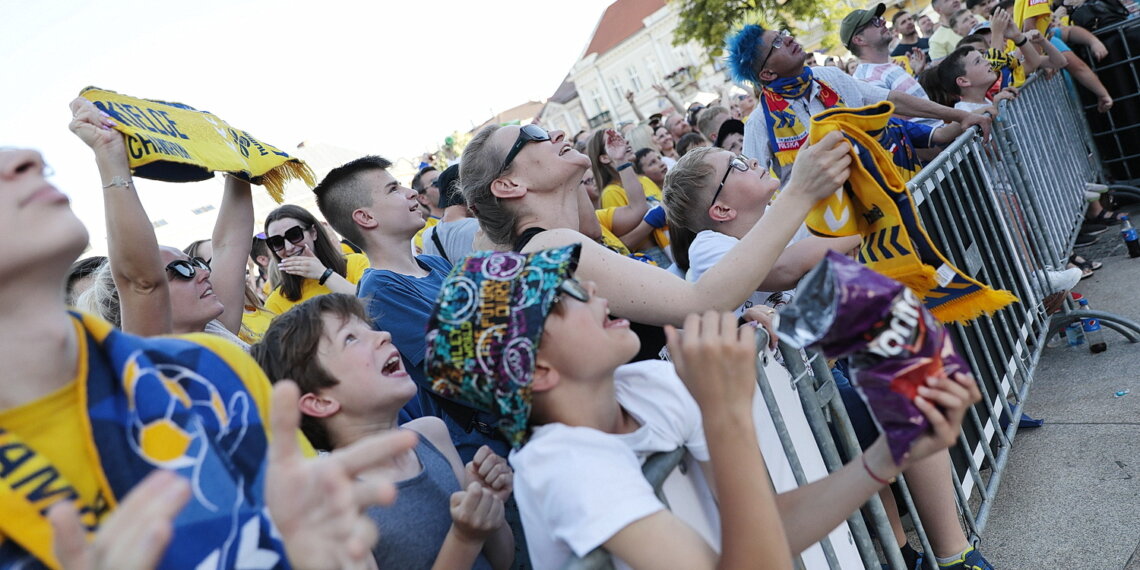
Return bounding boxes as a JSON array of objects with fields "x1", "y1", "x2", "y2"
[{"x1": 725, "y1": 24, "x2": 769, "y2": 87}]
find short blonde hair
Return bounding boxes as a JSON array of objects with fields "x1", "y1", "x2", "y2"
[
  {"x1": 662, "y1": 146, "x2": 721, "y2": 233},
  {"x1": 460, "y1": 125, "x2": 522, "y2": 246}
]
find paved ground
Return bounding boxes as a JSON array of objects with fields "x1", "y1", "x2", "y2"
[{"x1": 979, "y1": 226, "x2": 1140, "y2": 568}]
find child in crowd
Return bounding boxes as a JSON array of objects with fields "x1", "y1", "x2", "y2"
[
  {"x1": 423, "y1": 246, "x2": 980, "y2": 569},
  {"x1": 663, "y1": 146, "x2": 994, "y2": 569},
  {"x1": 253, "y1": 293, "x2": 515, "y2": 569}
]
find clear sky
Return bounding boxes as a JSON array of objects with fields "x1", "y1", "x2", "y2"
[{"x1": 0, "y1": 0, "x2": 618, "y2": 248}]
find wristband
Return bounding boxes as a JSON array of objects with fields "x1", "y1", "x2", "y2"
[
  {"x1": 318, "y1": 267, "x2": 334, "y2": 285},
  {"x1": 102, "y1": 176, "x2": 131, "y2": 189},
  {"x1": 616, "y1": 162, "x2": 635, "y2": 172},
  {"x1": 862, "y1": 455, "x2": 893, "y2": 486},
  {"x1": 1014, "y1": 36, "x2": 1028, "y2": 47}
]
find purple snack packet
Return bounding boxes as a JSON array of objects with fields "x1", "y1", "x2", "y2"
[{"x1": 777, "y1": 252, "x2": 972, "y2": 464}]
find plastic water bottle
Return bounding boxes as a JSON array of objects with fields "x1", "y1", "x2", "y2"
[
  {"x1": 1121, "y1": 215, "x2": 1140, "y2": 258},
  {"x1": 1078, "y1": 298, "x2": 1107, "y2": 353},
  {"x1": 1065, "y1": 321, "x2": 1086, "y2": 347}
]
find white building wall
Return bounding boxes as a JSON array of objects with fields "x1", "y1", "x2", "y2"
[{"x1": 568, "y1": 3, "x2": 730, "y2": 129}]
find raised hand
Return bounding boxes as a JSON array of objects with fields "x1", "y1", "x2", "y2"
[
  {"x1": 266, "y1": 381, "x2": 418, "y2": 570},
  {"x1": 49, "y1": 470, "x2": 191, "y2": 570},
  {"x1": 603, "y1": 129, "x2": 633, "y2": 164},
  {"x1": 466, "y1": 445, "x2": 513, "y2": 503},
  {"x1": 665, "y1": 311, "x2": 758, "y2": 416},
  {"x1": 68, "y1": 97, "x2": 125, "y2": 158}
]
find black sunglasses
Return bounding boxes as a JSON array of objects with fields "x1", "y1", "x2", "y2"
[
  {"x1": 500, "y1": 124, "x2": 551, "y2": 174},
  {"x1": 710, "y1": 155, "x2": 752, "y2": 208},
  {"x1": 166, "y1": 257, "x2": 210, "y2": 281},
  {"x1": 266, "y1": 224, "x2": 311, "y2": 252},
  {"x1": 554, "y1": 278, "x2": 590, "y2": 304}
]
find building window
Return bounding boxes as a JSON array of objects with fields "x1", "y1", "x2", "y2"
[
  {"x1": 628, "y1": 67, "x2": 643, "y2": 92},
  {"x1": 152, "y1": 219, "x2": 167, "y2": 229},
  {"x1": 646, "y1": 58, "x2": 661, "y2": 83},
  {"x1": 609, "y1": 77, "x2": 624, "y2": 102},
  {"x1": 191, "y1": 204, "x2": 216, "y2": 215},
  {"x1": 591, "y1": 88, "x2": 605, "y2": 116}
]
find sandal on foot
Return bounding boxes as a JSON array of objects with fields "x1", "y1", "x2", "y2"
[
  {"x1": 1070, "y1": 254, "x2": 1103, "y2": 271},
  {"x1": 1087, "y1": 209, "x2": 1126, "y2": 225}
]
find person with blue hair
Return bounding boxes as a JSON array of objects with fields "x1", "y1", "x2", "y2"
[{"x1": 725, "y1": 25, "x2": 992, "y2": 185}]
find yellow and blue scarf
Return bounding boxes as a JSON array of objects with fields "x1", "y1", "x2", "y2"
[
  {"x1": 0, "y1": 312, "x2": 289, "y2": 569},
  {"x1": 80, "y1": 87, "x2": 315, "y2": 203},
  {"x1": 761, "y1": 68, "x2": 845, "y2": 168},
  {"x1": 805, "y1": 103, "x2": 1017, "y2": 323}
]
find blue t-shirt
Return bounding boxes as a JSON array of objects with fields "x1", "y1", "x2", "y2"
[{"x1": 357, "y1": 255, "x2": 510, "y2": 462}]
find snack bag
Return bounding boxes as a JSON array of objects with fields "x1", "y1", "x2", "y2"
[{"x1": 777, "y1": 251, "x2": 972, "y2": 464}]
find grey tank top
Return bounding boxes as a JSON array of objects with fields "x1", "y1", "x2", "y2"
[{"x1": 368, "y1": 434, "x2": 493, "y2": 570}]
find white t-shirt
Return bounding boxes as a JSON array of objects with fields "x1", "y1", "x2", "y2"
[
  {"x1": 685, "y1": 230, "x2": 802, "y2": 316},
  {"x1": 511, "y1": 360, "x2": 717, "y2": 570},
  {"x1": 954, "y1": 100, "x2": 990, "y2": 113},
  {"x1": 852, "y1": 62, "x2": 941, "y2": 128},
  {"x1": 743, "y1": 66, "x2": 890, "y2": 183}
]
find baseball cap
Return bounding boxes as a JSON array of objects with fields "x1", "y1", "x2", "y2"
[{"x1": 840, "y1": 3, "x2": 887, "y2": 50}]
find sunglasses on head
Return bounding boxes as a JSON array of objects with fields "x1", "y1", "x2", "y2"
[
  {"x1": 553, "y1": 278, "x2": 590, "y2": 305},
  {"x1": 266, "y1": 224, "x2": 311, "y2": 252},
  {"x1": 500, "y1": 124, "x2": 551, "y2": 174},
  {"x1": 166, "y1": 257, "x2": 210, "y2": 281}
]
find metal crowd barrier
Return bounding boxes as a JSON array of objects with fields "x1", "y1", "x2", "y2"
[
  {"x1": 1083, "y1": 17, "x2": 1140, "y2": 187},
  {"x1": 564, "y1": 68, "x2": 1140, "y2": 570}
]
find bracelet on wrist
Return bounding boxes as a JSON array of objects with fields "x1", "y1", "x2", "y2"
[
  {"x1": 102, "y1": 175, "x2": 132, "y2": 189},
  {"x1": 616, "y1": 162, "x2": 635, "y2": 172},
  {"x1": 318, "y1": 267, "x2": 334, "y2": 285},
  {"x1": 862, "y1": 455, "x2": 893, "y2": 486},
  {"x1": 1014, "y1": 36, "x2": 1028, "y2": 47}
]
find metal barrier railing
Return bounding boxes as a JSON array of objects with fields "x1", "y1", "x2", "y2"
[
  {"x1": 562, "y1": 66, "x2": 1140, "y2": 570},
  {"x1": 1083, "y1": 17, "x2": 1140, "y2": 187}
]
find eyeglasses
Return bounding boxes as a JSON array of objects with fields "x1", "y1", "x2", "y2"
[
  {"x1": 166, "y1": 257, "x2": 210, "y2": 281},
  {"x1": 757, "y1": 30, "x2": 791, "y2": 74},
  {"x1": 554, "y1": 278, "x2": 590, "y2": 304},
  {"x1": 266, "y1": 224, "x2": 311, "y2": 252},
  {"x1": 710, "y1": 155, "x2": 753, "y2": 207},
  {"x1": 858, "y1": 17, "x2": 887, "y2": 35},
  {"x1": 499, "y1": 124, "x2": 550, "y2": 174}
]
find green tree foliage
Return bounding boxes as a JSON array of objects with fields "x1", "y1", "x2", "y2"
[{"x1": 670, "y1": 0, "x2": 846, "y2": 58}]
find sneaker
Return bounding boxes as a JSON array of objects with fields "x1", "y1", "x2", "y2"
[
  {"x1": 1034, "y1": 267, "x2": 1081, "y2": 293},
  {"x1": 938, "y1": 547, "x2": 994, "y2": 570},
  {"x1": 1074, "y1": 232, "x2": 1099, "y2": 248},
  {"x1": 1081, "y1": 221, "x2": 1109, "y2": 235}
]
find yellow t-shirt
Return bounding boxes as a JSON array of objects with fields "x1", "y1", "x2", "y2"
[
  {"x1": 598, "y1": 176, "x2": 670, "y2": 248},
  {"x1": 1014, "y1": 0, "x2": 1052, "y2": 35},
  {"x1": 594, "y1": 207, "x2": 632, "y2": 255},
  {"x1": 265, "y1": 253, "x2": 370, "y2": 316},
  {"x1": 0, "y1": 315, "x2": 309, "y2": 567},
  {"x1": 239, "y1": 305, "x2": 277, "y2": 345},
  {"x1": 412, "y1": 217, "x2": 440, "y2": 253},
  {"x1": 0, "y1": 319, "x2": 108, "y2": 546}
]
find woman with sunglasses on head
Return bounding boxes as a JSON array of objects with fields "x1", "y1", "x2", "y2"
[
  {"x1": 587, "y1": 128, "x2": 672, "y2": 268},
  {"x1": 459, "y1": 122, "x2": 852, "y2": 330},
  {"x1": 68, "y1": 98, "x2": 256, "y2": 347},
  {"x1": 262, "y1": 204, "x2": 369, "y2": 317}
]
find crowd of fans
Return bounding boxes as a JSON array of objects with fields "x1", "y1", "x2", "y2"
[{"x1": 5, "y1": 0, "x2": 1137, "y2": 568}]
